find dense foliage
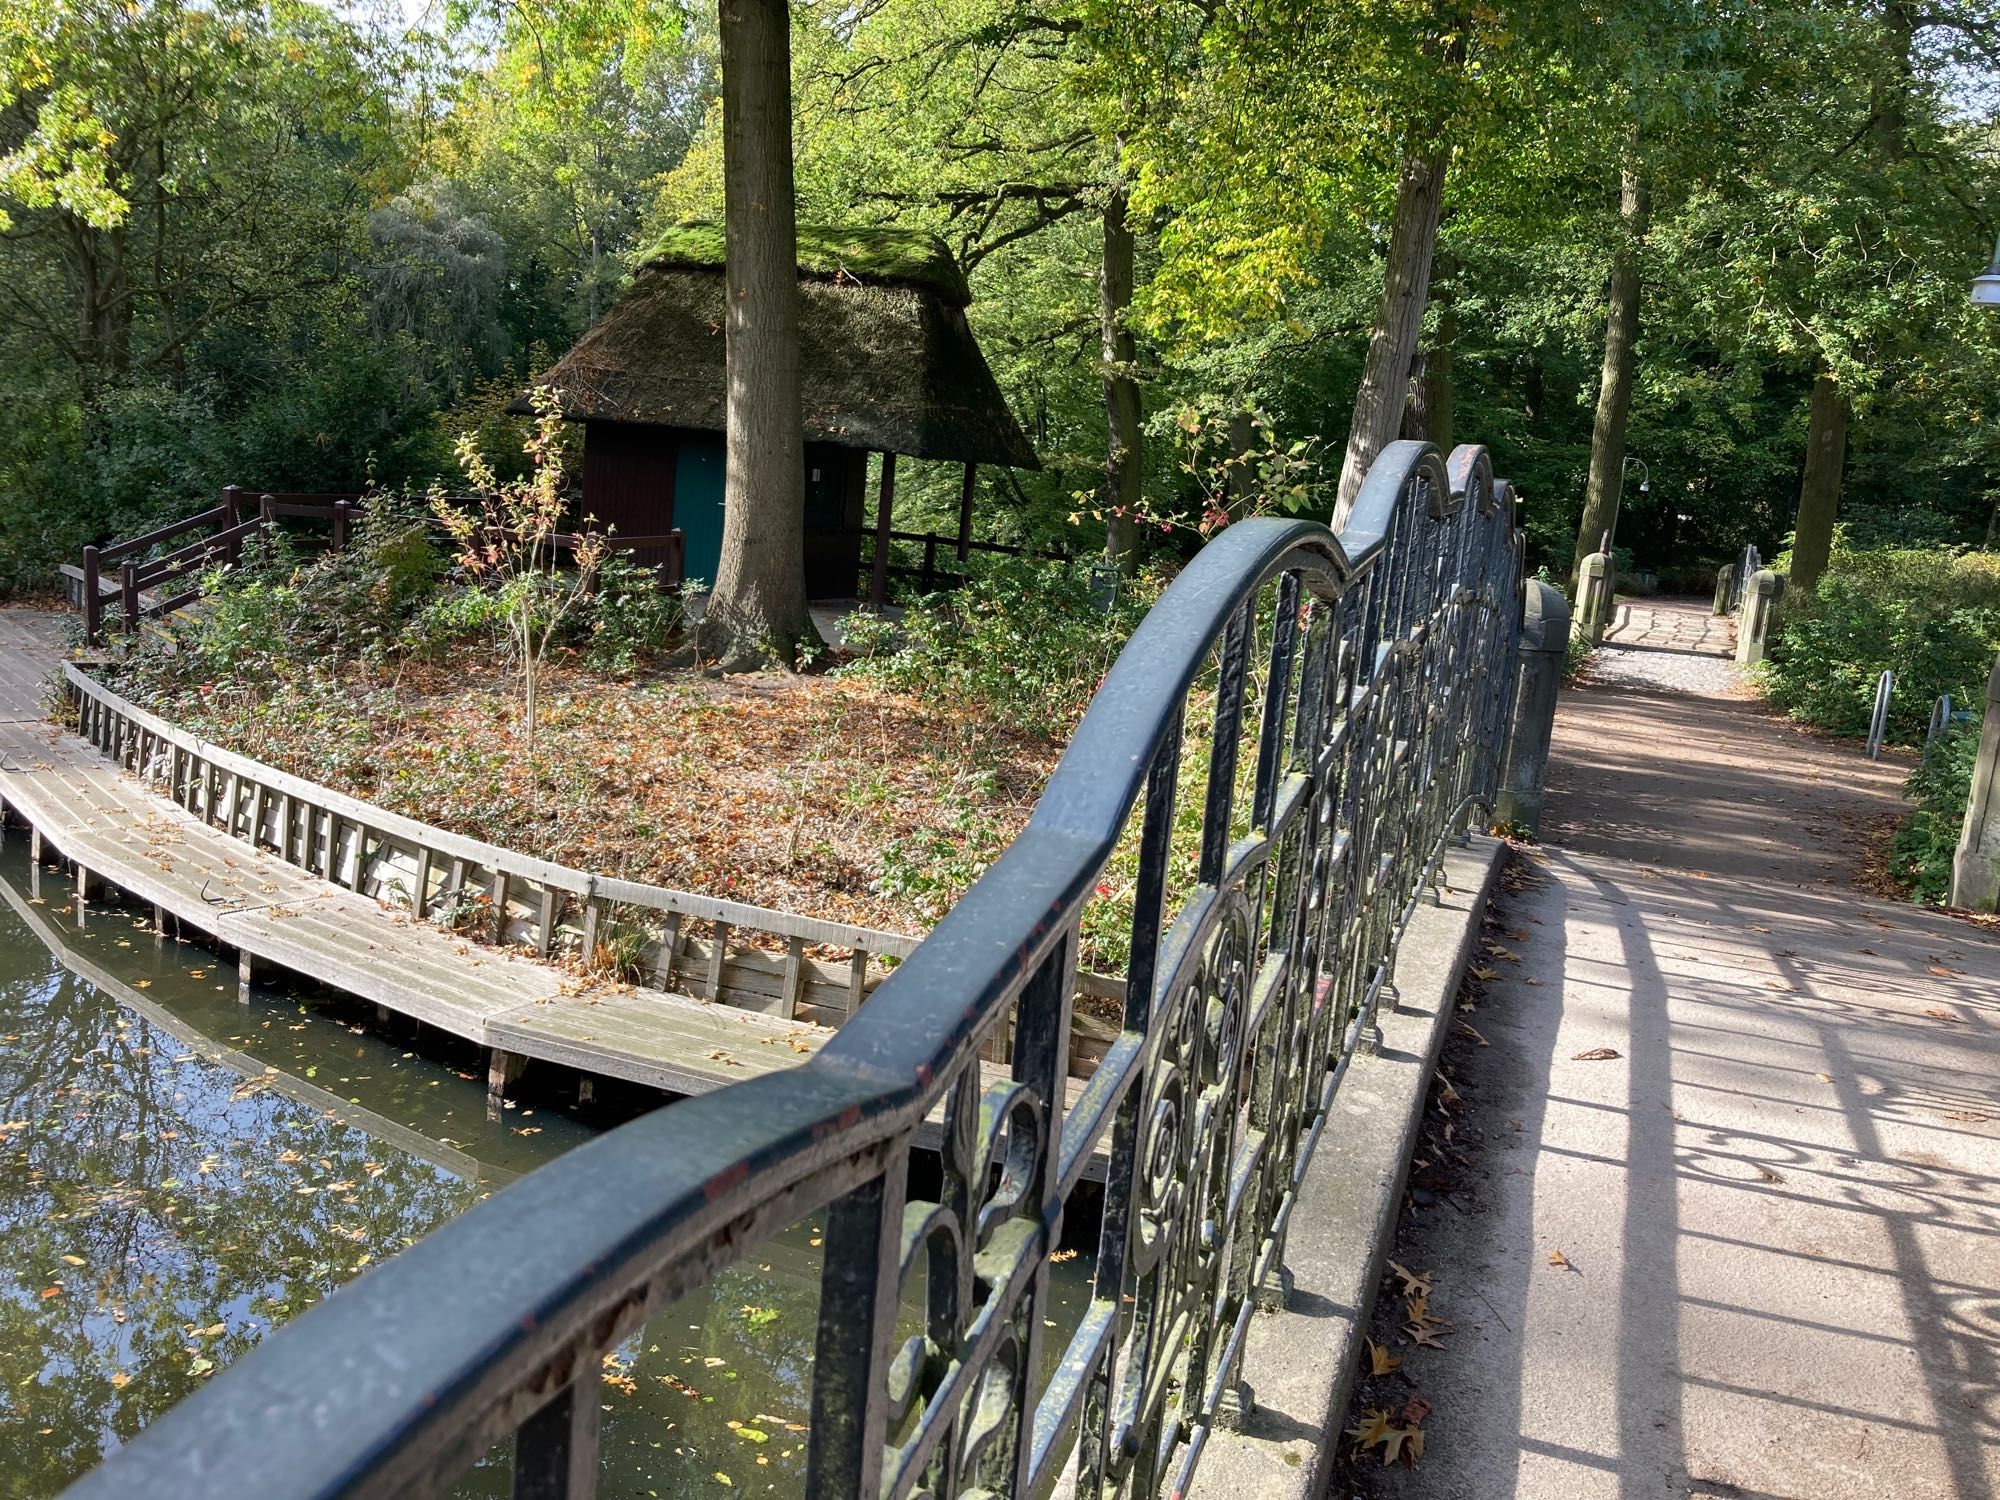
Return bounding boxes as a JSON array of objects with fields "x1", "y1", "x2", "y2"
[
  {"x1": 1760, "y1": 546, "x2": 2000, "y2": 743},
  {"x1": 1, "y1": 0, "x2": 1993, "y2": 606},
  {"x1": 1891, "y1": 722, "x2": 1979, "y2": 903},
  {"x1": 839, "y1": 560, "x2": 1156, "y2": 739}
]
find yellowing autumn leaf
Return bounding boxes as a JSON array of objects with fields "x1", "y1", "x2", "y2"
[
  {"x1": 1365, "y1": 1337, "x2": 1400, "y2": 1375},
  {"x1": 1346, "y1": 1408, "x2": 1391, "y2": 1447},
  {"x1": 1547, "y1": 1249, "x2": 1569, "y2": 1269},
  {"x1": 1387, "y1": 1261, "x2": 1432, "y2": 1297}
]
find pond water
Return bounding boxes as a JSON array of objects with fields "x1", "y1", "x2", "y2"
[{"x1": 0, "y1": 842, "x2": 1091, "y2": 1498}]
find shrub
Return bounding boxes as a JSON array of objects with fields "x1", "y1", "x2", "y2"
[
  {"x1": 573, "y1": 554, "x2": 693, "y2": 673},
  {"x1": 1761, "y1": 547, "x2": 2000, "y2": 744},
  {"x1": 837, "y1": 559, "x2": 1159, "y2": 738},
  {"x1": 1890, "y1": 721, "x2": 1977, "y2": 904}
]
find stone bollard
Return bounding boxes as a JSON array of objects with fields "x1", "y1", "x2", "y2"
[
  {"x1": 1496, "y1": 580, "x2": 1570, "y2": 835},
  {"x1": 1712, "y1": 563, "x2": 1736, "y2": 615},
  {"x1": 1573, "y1": 551, "x2": 1612, "y2": 647},
  {"x1": 1949, "y1": 652, "x2": 2000, "y2": 911},
  {"x1": 1735, "y1": 568, "x2": 1780, "y2": 667}
]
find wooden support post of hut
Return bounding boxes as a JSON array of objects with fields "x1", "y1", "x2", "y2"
[{"x1": 513, "y1": 225, "x2": 1038, "y2": 609}]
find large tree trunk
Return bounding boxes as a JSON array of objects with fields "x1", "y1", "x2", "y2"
[
  {"x1": 1333, "y1": 150, "x2": 1447, "y2": 525},
  {"x1": 702, "y1": 0, "x2": 819, "y2": 669},
  {"x1": 1100, "y1": 187, "x2": 1144, "y2": 569},
  {"x1": 1790, "y1": 367, "x2": 1851, "y2": 594},
  {"x1": 1401, "y1": 299, "x2": 1456, "y2": 454},
  {"x1": 1570, "y1": 159, "x2": 1650, "y2": 586}
]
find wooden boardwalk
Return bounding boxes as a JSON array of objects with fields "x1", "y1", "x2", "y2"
[{"x1": 0, "y1": 609, "x2": 837, "y2": 1112}]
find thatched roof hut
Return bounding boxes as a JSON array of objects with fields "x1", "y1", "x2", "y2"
[
  {"x1": 513, "y1": 225, "x2": 1037, "y2": 602},
  {"x1": 516, "y1": 225, "x2": 1038, "y2": 470}
]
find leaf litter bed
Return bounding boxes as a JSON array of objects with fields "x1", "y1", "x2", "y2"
[{"x1": 138, "y1": 657, "x2": 1064, "y2": 940}]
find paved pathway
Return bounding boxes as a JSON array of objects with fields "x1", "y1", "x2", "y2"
[{"x1": 1347, "y1": 598, "x2": 2000, "y2": 1499}]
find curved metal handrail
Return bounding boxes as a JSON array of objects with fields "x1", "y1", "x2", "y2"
[{"x1": 60, "y1": 440, "x2": 1521, "y2": 1500}]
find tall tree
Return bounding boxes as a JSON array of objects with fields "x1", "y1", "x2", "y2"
[
  {"x1": 1333, "y1": 150, "x2": 1448, "y2": 521},
  {"x1": 1100, "y1": 186, "x2": 1143, "y2": 567},
  {"x1": 700, "y1": 0, "x2": 818, "y2": 669},
  {"x1": 1789, "y1": 368, "x2": 1851, "y2": 591},
  {"x1": 1570, "y1": 155, "x2": 1649, "y2": 582}
]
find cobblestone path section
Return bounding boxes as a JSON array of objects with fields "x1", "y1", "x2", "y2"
[{"x1": 1354, "y1": 597, "x2": 2000, "y2": 1500}]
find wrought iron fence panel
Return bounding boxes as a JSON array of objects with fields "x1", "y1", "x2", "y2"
[{"x1": 59, "y1": 440, "x2": 1520, "y2": 1500}]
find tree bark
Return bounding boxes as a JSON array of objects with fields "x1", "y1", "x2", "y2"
[
  {"x1": 1401, "y1": 320, "x2": 1457, "y2": 453},
  {"x1": 1334, "y1": 150, "x2": 1448, "y2": 525},
  {"x1": 703, "y1": 0, "x2": 820, "y2": 669},
  {"x1": 1570, "y1": 159, "x2": 1650, "y2": 586},
  {"x1": 1100, "y1": 186, "x2": 1144, "y2": 570},
  {"x1": 1790, "y1": 367, "x2": 1851, "y2": 594},
  {"x1": 1423, "y1": 300, "x2": 1455, "y2": 455}
]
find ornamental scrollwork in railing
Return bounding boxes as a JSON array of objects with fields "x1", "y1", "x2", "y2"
[{"x1": 59, "y1": 440, "x2": 1520, "y2": 1500}]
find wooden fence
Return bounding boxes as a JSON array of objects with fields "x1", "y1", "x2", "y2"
[{"x1": 69, "y1": 486, "x2": 687, "y2": 645}]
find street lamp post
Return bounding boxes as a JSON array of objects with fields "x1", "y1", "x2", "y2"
[{"x1": 1974, "y1": 235, "x2": 2000, "y2": 306}]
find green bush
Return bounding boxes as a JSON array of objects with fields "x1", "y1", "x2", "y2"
[
  {"x1": 1761, "y1": 547, "x2": 2000, "y2": 744},
  {"x1": 571, "y1": 554, "x2": 693, "y2": 673},
  {"x1": 1891, "y1": 721, "x2": 1977, "y2": 904},
  {"x1": 838, "y1": 559, "x2": 1158, "y2": 738}
]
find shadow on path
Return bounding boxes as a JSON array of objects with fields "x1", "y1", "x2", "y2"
[{"x1": 1338, "y1": 598, "x2": 2000, "y2": 1500}]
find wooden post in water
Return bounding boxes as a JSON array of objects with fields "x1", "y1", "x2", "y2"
[
  {"x1": 869, "y1": 452, "x2": 897, "y2": 612},
  {"x1": 487, "y1": 1049, "x2": 527, "y2": 1117},
  {"x1": 238, "y1": 948, "x2": 255, "y2": 1004},
  {"x1": 74, "y1": 862, "x2": 88, "y2": 930}
]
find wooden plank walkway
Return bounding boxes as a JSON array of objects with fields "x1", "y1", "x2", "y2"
[{"x1": 0, "y1": 608, "x2": 838, "y2": 1111}]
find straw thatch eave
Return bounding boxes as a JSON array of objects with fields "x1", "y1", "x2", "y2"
[{"x1": 513, "y1": 254, "x2": 1039, "y2": 471}]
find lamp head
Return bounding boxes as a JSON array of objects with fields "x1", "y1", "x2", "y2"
[
  {"x1": 1639, "y1": 478, "x2": 1650, "y2": 493},
  {"x1": 1974, "y1": 235, "x2": 2000, "y2": 307}
]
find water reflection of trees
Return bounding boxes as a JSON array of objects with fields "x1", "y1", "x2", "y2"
[{"x1": 0, "y1": 946, "x2": 477, "y2": 1497}]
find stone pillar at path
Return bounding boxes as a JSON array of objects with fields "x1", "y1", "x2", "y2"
[
  {"x1": 1734, "y1": 568, "x2": 1779, "y2": 667},
  {"x1": 1496, "y1": 580, "x2": 1570, "y2": 835},
  {"x1": 1949, "y1": 650, "x2": 2000, "y2": 911},
  {"x1": 1573, "y1": 551, "x2": 1612, "y2": 647}
]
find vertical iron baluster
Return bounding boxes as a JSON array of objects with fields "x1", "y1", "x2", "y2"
[
  {"x1": 807, "y1": 1159, "x2": 911, "y2": 1500},
  {"x1": 1198, "y1": 598, "x2": 1255, "y2": 884},
  {"x1": 1080, "y1": 709, "x2": 1182, "y2": 1500}
]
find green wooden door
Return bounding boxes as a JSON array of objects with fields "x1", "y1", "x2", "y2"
[{"x1": 672, "y1": 435, "x2": 727, "y2": 588}]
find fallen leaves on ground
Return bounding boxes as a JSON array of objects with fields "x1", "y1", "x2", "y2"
[
  {"x1": 1572, "y1": 1046, "x2": 1621, "y2": 1061},
  {"x1": 1348, "y1": 1406, "x2": 1427, "y2": 1467},
  {"x1": 1924, "y1": 1008, "x2": 1963, "y2": 1023},
  {"x1": 1388, "y1": 1261, "x2": 1433, "y2": 1298},
  {"x1": 1547, "y1": 1249, "x2": 1570, "y2": 1269},
  {"x1": 1364, "y1": 1337, "x2": 1401, "y2": 1375},
  {"x1": 1403, "y1": 1292, "x2": 1452, "y2": 1349}
]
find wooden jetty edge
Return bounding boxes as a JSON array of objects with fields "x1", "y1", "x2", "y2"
[{"x1": 0, "y1": 612, "x2": 1110, "y2": 1156}]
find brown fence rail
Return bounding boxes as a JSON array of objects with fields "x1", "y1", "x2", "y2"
[{"x1": 69, "y1": 486, "x2": 686, "y2": 645}]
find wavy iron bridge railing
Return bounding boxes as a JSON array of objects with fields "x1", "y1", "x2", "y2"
[{"x1": 60, "y1": 439, "x2": 1522, "y2": 1500}]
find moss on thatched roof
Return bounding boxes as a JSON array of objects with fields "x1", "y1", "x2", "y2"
[
  {"x1": 515, "y1": 228, "x2": 1037, "y2": 470},
  {"x1": 637, "y1": 222, "x2": 971, "y2": 304}
]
